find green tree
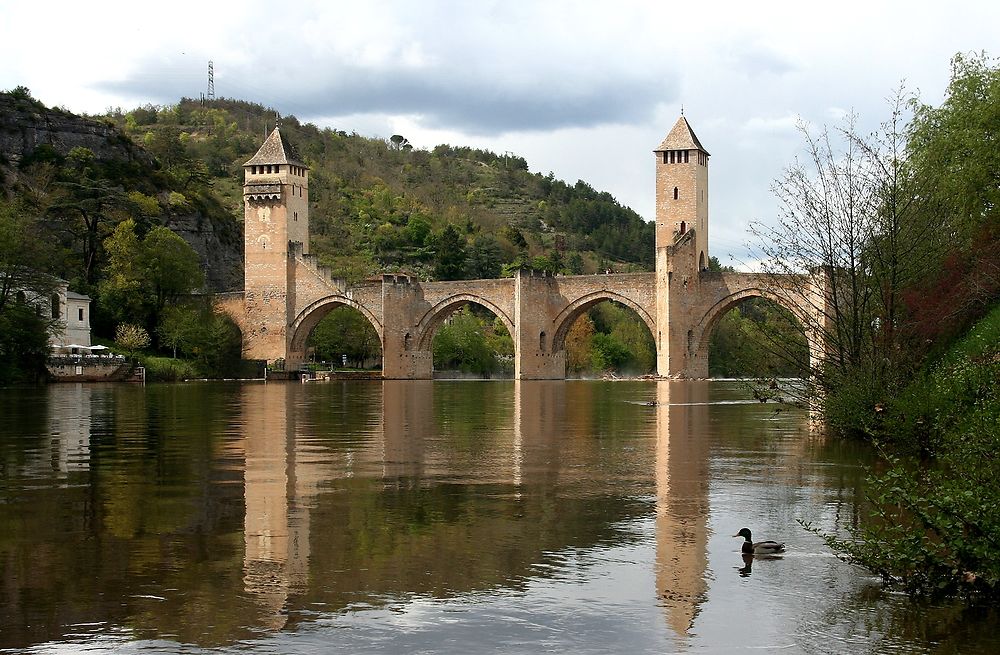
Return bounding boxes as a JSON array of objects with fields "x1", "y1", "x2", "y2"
[
  {"x1": 565, "y1": 314, "x2": 596, "y2": 374},
  {"x1": 432, "y1": 306, "x2": 503, "y2": 375},
  {"x1": 99, "y1": 219, "x2": 204, "y2": 340},
  {"x1": 115, "y1": 323, "x2": 150, "y2": 357},
  {"x1": 900, "y1": 53, "x2": 1000, "y2": 345},
  {"x1": 307, "y1": 306, "x2": 382, "y2": 367},
  {"x1": 434, "y1": 224, "x2": 467, "y2": 280},
  {"x1": 610, "y1": 313, "x2": 655, "y2": 373},
  {"x1": 157, "y1": 303, "x2": 243, "y2": 376},
  {"x1": 0, "y1": 199, "x2": 58, "y2": 383},
  {"x1": 590, "y1": 333, "x2": 630, "y2": 372},
  {"x1": 908, "y1": 52, "x2": 1000, "y2": 255},
  {"x1": 0, "y1": 304, "x2": 52, "y2": 383},
  {"x1": 707, "y1": 300, "x2": 809, "y2": 377},
  {"x1": 158, "y1": 304, "x2": 201, "y2": 358},
  {"x1": 46, "y1": 147, "x2": 128, "y2": 286},
  {"x1": 0, "y1": 199, "x2": 56, "y2": 315},
  {"x1": 142, "y1": 226, "x2": 204, "y2": 315},
  {"x1": 466, "y1": 234, "x2": 503, "y2": 279}
]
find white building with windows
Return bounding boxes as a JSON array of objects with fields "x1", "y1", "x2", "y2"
[
  {"x1": 14, "y1": 278, "x2": 92, "y2": 350},
  {"x1": 52, "y1": 284, "x2": 92, "y2": 348}
]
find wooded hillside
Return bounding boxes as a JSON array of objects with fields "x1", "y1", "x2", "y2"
[{"x1": 103, "y1": 97, "x2": 655, "y2": 284}]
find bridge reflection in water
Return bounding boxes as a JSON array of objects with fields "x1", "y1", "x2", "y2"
[
  {"x1": 655, "y1": 380, "x2": 710, "y2": 640},
  {"x1": 7, "y1": 382, "x2": 993, "y2": 652},
  {"x1": 238, "y1": 380, "x2": 710, "y2": 642}
]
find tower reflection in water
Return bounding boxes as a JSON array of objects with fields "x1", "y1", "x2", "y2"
[{"x1": 655, "y1": 380, "x2": 710, "y2": 640}]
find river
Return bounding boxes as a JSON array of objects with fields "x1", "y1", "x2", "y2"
[{"x1": 0, "y1": 380, "x2": 997, "y2": 653}]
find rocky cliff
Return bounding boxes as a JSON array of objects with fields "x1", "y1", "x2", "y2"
[
  {"x1": 0, "y1": 91, "x2": 243, "y2": 292},
  {"x1": 0, "y1": 93, "x2": 150, "y2": 167}
]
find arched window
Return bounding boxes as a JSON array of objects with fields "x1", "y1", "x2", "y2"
[
  {"x1": 539, "y1": 331, "x2": 547, "y2": 352},
  {"x1": 673, "y1": 187, "x2": 679, "y2": 200},
  {"x1": 699, "y1": 252, "x2": 706, "y2": 270},
  {"x1": 403, "y1": 333, "x2": 412, "y2": 351}
]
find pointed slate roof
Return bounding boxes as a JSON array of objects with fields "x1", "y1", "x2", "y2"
[
  {"x1": 244, "y1": 127, "x2": 304, "y2": 166},
  {"x1": 655, "y1": 116, "x2": 709, "y2": 155}
]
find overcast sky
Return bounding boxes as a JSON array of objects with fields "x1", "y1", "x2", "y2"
[{"x1": 2, "y1": 0, "x2": 998, "y2": 266}]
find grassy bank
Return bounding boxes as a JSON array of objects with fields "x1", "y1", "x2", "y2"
[{"x1": 816, "y1": 304, "x2": 1000, "y2": 599}]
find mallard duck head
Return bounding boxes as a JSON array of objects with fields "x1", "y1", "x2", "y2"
[{"x1": 734, "y1": 527, "x2": 752, "y2": 541}]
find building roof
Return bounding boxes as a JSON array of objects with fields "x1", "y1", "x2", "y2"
[
  {"x1": 244, "y1": 127, "x2": 305, "y2": 167},
  {"x1": 655, "y1": 116, "x2": 709, "y2": 155},
  {"x1": 65, "y1": 291, "x2": 91, "y2": 301}
]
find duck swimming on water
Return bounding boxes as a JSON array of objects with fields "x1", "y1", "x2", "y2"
[{"x1": 734, "y1": 528, "x2": 785, "y2": 555}]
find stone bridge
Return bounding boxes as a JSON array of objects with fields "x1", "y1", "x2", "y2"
[{"x1": 217, "y1": 117, "x2": 830, "y2": 379}]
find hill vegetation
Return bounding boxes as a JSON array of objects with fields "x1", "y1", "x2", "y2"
[{"x1": 103, "y1": 96, "x2": 655, "y2": 283}]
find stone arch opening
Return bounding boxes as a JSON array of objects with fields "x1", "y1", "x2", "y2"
[
  {"x1": 552, "y1": 294, "x2": 657, "y2": 377},
  {"x1": 289, "y1": 297, "x2": 384, "y2": 370},
  {"x1": 417, "y1": 298, "x2": 514, "y2": 378},
  {"x1": 696, "y1": 290, "x2": 810, "y2": 378},
  {"x1": 415, "y1": 294, "x2": 515, "y2": 350}
]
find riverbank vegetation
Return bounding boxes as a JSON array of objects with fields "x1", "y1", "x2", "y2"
[
  {"x1": 812, "y1": 305, "x2": 999, "y2": 598},
  {"x1": 765, "y1": 53, "x2": 1000, "y2": 600}
]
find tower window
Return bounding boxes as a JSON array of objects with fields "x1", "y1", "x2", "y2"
[
  {"x1": 662, "y1": 152, "x2": 668, "y2": 164},
  {"x1": 684, "y1": 150, "x2": 689, "y2": 163},
  {"x1": 539, "y1": 331, "x2": 547, "y2": 352},
  {"x1": 78, "y1": 308, "x2": 84, "y2": 322},
  {"x1": 673, "y1": 187, "x2": 679, "y2": 200}
]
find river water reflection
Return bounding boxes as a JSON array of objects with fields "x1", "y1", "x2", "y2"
[{"x1": 1, "y1": 380, "x2": 997, "y2": 653}]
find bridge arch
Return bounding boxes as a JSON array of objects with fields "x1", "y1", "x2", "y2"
[
  {"x1": 551, "y1": 290, "x2": 657, "y2": 353},
  {"x1": 289, "y1": 295, "x2": 384, "y2": 354},
  {"x1": 415, "y1": 293, "x2": 515, "y2": 350},
  {"x1": 692, "y1": 287, "x2": 812, "y2": 374}
]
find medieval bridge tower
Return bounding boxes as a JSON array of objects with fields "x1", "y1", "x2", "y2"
[{"x1": 217, "y1": 118, "x2": 830, "y2": 379}]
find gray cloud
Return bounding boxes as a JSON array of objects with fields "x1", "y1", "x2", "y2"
[{"x1": 98, "y1": 58, "x2": 677, "y2": 136}]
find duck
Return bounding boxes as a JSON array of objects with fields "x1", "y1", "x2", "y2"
[{"x1": 734, "y1": 527, "x2": 785, "y2": 555}]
